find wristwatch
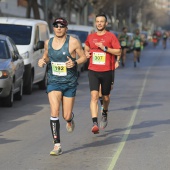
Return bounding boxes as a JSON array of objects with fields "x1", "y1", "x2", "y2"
[
  {"x1": 103, "y1": 46, "x2": 108, "y2": 52},
  {"x1": 74, "y1": 60, "x2": 77, "y2": 66},
  {"x1": 116, "y1": 60, "x2": 121, "y2": 63}
]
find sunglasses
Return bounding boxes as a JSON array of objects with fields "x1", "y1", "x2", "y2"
[{"x1": 53, "y1": 24, "x2": 66, "y2": 28}]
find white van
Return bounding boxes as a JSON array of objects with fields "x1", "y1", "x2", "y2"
[
  {"x1": 67, "y1": 25, "x2": 95, "y2": 70},
  {"x1": 0, "y1": 17, "x2": 50, "y2": 94}
]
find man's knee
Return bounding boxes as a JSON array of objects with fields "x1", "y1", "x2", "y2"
[{"x1": 103, "y1": 95, "x2": 110, "y2": 102}]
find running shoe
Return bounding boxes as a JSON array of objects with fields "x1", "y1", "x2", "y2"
[
  {"x1": 91, "y1": 122, "x2": 99, "y2": 134},
  {"x1": 50, "y1": 143, "x2": 62, "y2": 156},
  {"x1": 100, "y1": 115, "x2": 108, "y2": 129},
  {"x1": 134, "y1": 62, "x2": 136, "y2": 68},
  {"x1": 137, "y1": 57, "x2": 140, "y2": 63},
  {"x1": 66, "y1": 119, "x2": 75, "y2": 133}
]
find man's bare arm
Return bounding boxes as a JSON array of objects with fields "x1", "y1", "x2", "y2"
[
  {"x1": 38, "y1": 40, "x2": 49, "y2": 67},
  {"x1": 74, "y1": 39, "x2": 87, "y2": 65},
  {"x1": 95, "y1": 42, "x2": 122, "y2": 56}
]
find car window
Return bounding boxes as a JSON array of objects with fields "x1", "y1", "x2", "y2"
[
  {"x1": 67, "y1": 30, "x2": 88, "y2": 43},
  {"x1": 8, "y1": 37, "x2": 20, "y2": 56},
  {"x1": 0, "y1": 40, "x2": 9, "y2": 59},
  {"x1": 0, "y1": 24, "x2": 32, "y2": 45}
]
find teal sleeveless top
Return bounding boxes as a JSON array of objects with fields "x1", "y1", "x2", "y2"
[
  {"x1": 133, "y1": 35, "x2": 141, "y2": 48},
  {"x1": 119, "y1": 34, "x2": 128, "y2": 47},
  {"x1": 47, "y1": 35, "x2": 78, "y2": 86}
]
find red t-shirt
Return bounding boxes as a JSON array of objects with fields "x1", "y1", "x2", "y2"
[{"x1": 85, "y1": 31, "x2": 120, "y2": 71}]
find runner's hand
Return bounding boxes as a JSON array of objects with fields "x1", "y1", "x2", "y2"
[
  {"x1": 95, "y1": 42, "x2": 104, "y2": 50},
  {"x1": 85, "y1": 51, "x2": 91, "y2": 58},
  {"x1": 38, "y1": 59, "x2": 46, "y2": 67},
  {"x1": 115, "y1": 61, "x2": 120, "y2": 69},
  {"x1": 66, "y1": 56, "x2": 75, "y2": 68}
]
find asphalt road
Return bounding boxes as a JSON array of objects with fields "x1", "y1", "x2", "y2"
[{"x1": 0, "y1": 40, "x2": 170, "y2": 170}]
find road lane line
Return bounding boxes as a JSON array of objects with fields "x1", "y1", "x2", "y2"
[{"x1": 107, "y1": 68, "x2": 150, "y2": 170}]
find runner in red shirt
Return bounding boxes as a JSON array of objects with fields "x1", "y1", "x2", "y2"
[{"x1": 84, "y1": 13, "x2": 121, "y2": 134}]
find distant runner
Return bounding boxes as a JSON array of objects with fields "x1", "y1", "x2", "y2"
[
  {"x1": 118, "y1": 27, "x2": 129, "y2": 67},
  {"x1": 132, "y1": 28, "x2": 143, "y2": 67}
]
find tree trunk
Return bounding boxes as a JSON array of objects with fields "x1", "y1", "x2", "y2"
[
  {"x1": 32, "y1": 0, "x2": 40, "y2": 19},
  {"x1": 26, "y1": 0, "x2": 32, "y2": 18},
  {"x1": 26, "y1": 0, "x2": 40, "y2": 19}
]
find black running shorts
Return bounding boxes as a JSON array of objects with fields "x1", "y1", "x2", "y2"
[
  {"x1": 134, "y1": 47, "x2": 141, "y2": 52},
  {"x1": 88, "y1": 70, "x2": 114, "y2": 95}
]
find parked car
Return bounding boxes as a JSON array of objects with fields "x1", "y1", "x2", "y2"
[
  {"x1": 0, "y1": 17, "x2": 50, "y2": 94},
  {"x1": 0, "y1": 34, "x2": 24, "y2": 107},
  {"x1": 67, "y1": 25, "x2": 95, "y2": 70}
]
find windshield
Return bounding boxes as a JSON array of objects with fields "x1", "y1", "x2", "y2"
[
  {"x1": 0, "y1": 24, "x2": 32, "y2": 45},
  {"x1": 0, "y1": 40, "x2": 9, "y2": 59},
  {"x1": 67, "y1": 30, "x2": 88, "y2": 43}
]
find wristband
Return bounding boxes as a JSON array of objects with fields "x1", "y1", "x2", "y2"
[{"x1": 104, "y1": 46, "x2": 108, "y2": 52}]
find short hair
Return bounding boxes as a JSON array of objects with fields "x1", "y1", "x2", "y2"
[
  {"x1": 96, "y1": 13, "x2": 107, "y2": 22},
  {"x1": 122, "y1": 27, "x2": 127, "y2": 31}
]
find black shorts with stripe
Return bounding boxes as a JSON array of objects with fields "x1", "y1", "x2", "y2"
[{"x1": 88, "y1": 70, "x2": 114, "y2": 95}]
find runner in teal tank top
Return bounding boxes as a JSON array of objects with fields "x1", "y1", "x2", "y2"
[
  {"x1": 47, "y1": 35, "x2": 78, "y2": 88},
  {"x1": 38, "y1": 17, "x2": 87, "y2": 156},
  {"x1": 132, "y1": 28, "x2": 143, "y2": 67},
  {"x1": 118, "y1": 27, "x2": 129, "y2": 67}
]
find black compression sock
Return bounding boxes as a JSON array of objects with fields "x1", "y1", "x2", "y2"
[
  {"x1": 92, "y1": 117, "x2": 98, "y2": 124},
  {"x1": 50, "y1": 117, "x2": 60, "y2": 143},
  {"x1": 99, "y1": 97, "x2": 103, "y2": 106},
  {"x1": 102, "y1": 110, "x2": 108, "y2": 117}
]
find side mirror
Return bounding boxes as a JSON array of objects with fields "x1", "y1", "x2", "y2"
[
  {"x1": 34, "y1": 41, "x2": 44, "y2": 51},
  {"x1": 12, "y1": 53, "x2": 19, "y2": 61}
]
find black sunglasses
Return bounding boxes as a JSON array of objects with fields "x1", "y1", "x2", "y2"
[{"x1": 53, "y1": 25, "x2": 66, "y2": 28}]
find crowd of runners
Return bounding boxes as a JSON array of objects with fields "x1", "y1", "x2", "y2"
[{"x1": 38, "y1": 13, "x2": 169, "y2": 156}]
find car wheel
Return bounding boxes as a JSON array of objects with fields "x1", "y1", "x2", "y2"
[
  {"x1": 2, "y1": 85, "x2": 14, "y2": 107},
  {"x1": 23, "y1": 74, "x2": 33, "y2": 94},
  {"x1": 38, "y1": 70, "x2": 47, "y2": 90},
  {"x1": 15, "y1": 78, "x2": 23, "y2": 100}
]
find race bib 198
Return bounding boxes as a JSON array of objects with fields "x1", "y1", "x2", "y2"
[
  {"x1": 92, "y1": 52, "x2": 106, "y2": 65},
  {"x1": 51, "y1": 62, "x2": 67, "y2": 76}
]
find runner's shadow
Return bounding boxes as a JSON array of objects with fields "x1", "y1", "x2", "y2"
[
  {"x1": 110, "y1": 103, "x2": 162, "y2": 111},
  {"x1": 63, "y1": 119, "x2": 170, "y2": 155},
  {"x1": 0, "y1": 137, "x2": 20, "y2": 144},
  {"x1": 62, "y1": 131, "x2": 154, "y2": 155},
  {"x1": 99, "y1": 119, "x2": 170, "y2": 136}
]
